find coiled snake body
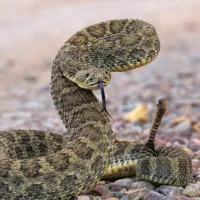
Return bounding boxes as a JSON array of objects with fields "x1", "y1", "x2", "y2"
[{"x1": 0, "y1": 19, "x2": 192, "y2": 200}]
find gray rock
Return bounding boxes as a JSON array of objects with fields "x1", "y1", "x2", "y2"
[
  {"x1": 92, "y1": 184, "x2": 113, "y2": 198},
  {"x1": 126, "y1": 188, "x2": 149, "y2": 200},
  {"x1": 173, "y1": 120, "x2": 192, "y2": 135},
  {"x1": 114, "y1": 179, "x2": 134, "y2": 189},
  {"x1": 92, "y1": 197, "x2": 102, "y2": 200},
  {"x1": 76, "y1": 196, "x2": 91, "y2": 200},
  {"x1": 130, "y1": 125, "x2": 143, "y2": 134},
  {"x1": 145, "y1": 191, "x2": 167, "y2": 200},
  {"x1": 120, "y1": 195, "x2": 129, "y2": 200},
  {"x1": 167, "y1": 191, "x2": 191, "y2": 200},
  {"x1": 155, "y1": 185, "x2": 184, "y2": 196},
  {"x1": 132, "y1": 181, "x2": 156, "y2": 190},
  {"x1": 113, "y1": 192, "x2": 124, "y2": 199}
]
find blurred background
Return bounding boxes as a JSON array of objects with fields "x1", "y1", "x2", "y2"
[{"x1": 0, "y1": 0, "x2": 200, "y2": 149}]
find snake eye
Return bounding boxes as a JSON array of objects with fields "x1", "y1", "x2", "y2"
[
  {"x1": 86, "y1": 73, "x2": 90, "y2": 78},
  {"x1": 89, "y1": 77, "x2": 93, "y2": 82}
]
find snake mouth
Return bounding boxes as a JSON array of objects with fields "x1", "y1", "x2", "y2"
[{"x1": 76, "y1": 81, "x2": 109, "y2": 90}]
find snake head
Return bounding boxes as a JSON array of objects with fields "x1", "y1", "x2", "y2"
[{"x1": 72, "y1": 68, "x2": 111, "y2": 90}]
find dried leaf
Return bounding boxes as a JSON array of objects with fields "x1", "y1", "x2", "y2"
[
  {"x1": 170, "y1": 116, "x2": 190, "y2": 127},
  {"x1": 193, "y1": 123, "x2": 200, "y2": 134},
  {"x1": 124, "y1": 104, "x2": 148, "y2": 123}
]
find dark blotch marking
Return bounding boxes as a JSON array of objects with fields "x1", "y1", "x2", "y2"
[
  {"x1": 20, "y1": 159, "x2": 41, "y2": 178},
  {"x1": 60, "y1": 87, "x2": 96, "y2": 113},
  {"x1": 149, "y1": 50, "x2": 157, "y2": 57},
  {"x1": 91, "y1": 155, "x2": 103, "y2": 172},
  {"x1": 129, "y1": 144, "x2": 144, "y2": 155},
  {"x1": 39, "y1": 143, "x2": 48, "y2": 156},
  {"x1": 17, "y1": 131, "x2": 30, "y2": 144},
  {"x1": 87, "y1": 22, "x2": 106, "y2": 38},
  {"x1": 0, "y1": 182, "x2": 11, "y2": 199},
  {"x1": 86, "y1": 51, "x2": 117, "y2": 68},
  {"x1": 60, "y1": 175, "x2": 78, "y2": 191},
  {"x1": 138, "y1": 158, "x2": 151, "y2": 177},
  {"x1": 24, "y1": 184, "x2": 44, "y2": 198},
  {"x1": 12, "y1": 174, "x2": 25, "y2": 187},
  {"x1": 68, "y1": 32, "x2": 88, "y2": 45},
  {"x1": 120, "y1": 34, "x2": 142, "y2": 47},
  {"x1": 46, "y1": 152, "x2": 70, "y2": 172},
  {"x1": 143, "y1": 39, "x2": 154, "y2": 48},
  {"x1": 43, "y1": 172, "x2": 58, "y2": 186},
  {"x1": 3, "y1": 131, "x2": 16, "y2": 143},
  {"x1": 34, "y1": 130, "x2": 45, "y2": 140},
  {"x1": 50, "y1": 133, "x2": 63, "y2": 143},
  {"x1": 13, "y1": 195, "x2": 25, "y2": 200},
  {"x1": 26, "y1": 145, "x2": 35, "y2": 158},
  {"x1": 128, "y1": 48, "x2": 146, "y2": 61},
  {"x1": 53, "y1": 144, "x2": 63, "y2": 153},
  {"x1": 152, "y1": 158, "x2": 172, "y2": 181},
  {"x1": 15, "y1": 147, "x2": 23, "y2": 159},
  {"x1": 71, "y1": 124, "x2": 103, "y2": 142},
  {"x1": 154, "y1": 40, "x2": 160, "y2": 51},
  {"x1": 0, "y1": 159, "x2": 12, "y2": 178},
  {"x1": 144, "y1": 26, "x2": 156, "y2": 37},
  {"x1": 126, "y1": 20, "x2": 143, "y2": 35},
  {"x1": 71, "y1": 141, "x2": 93, "y2": 160},
  {"x1": 178, "y1": 158, "x2": 190, "y2": 184},
  {"x1": 109, "y1": 19, "x2": 128, "y2": 34}
]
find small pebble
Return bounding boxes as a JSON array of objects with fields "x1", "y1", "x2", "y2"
[
  {"x1": 92, "y1": 197, "x2": 102, "y2": 200},
  {"x1": 114, "y1": 179, "x2": 134, "y2": 189},
  {"x1": 105, "y1": 197, "x2": 119, "y2": 200},
  {"x1": 132, "y1": 181, "x2": 156, "y2": 190},
  {"x1": 120, "y1": 195, "x2": 129, "y2": 200},
  {"x1": 113, "y1": 192, "x2": 124, "y2": 199},
  {"x1": 90, "y1": 185, "x2": 113, "y2": 198},
  {"x1": 173, "y1": 120, "x2": 192, "y2": 136},
  {"x1": 144, "y1": 191, "x2": 166, "y2": 200},
  {"x1": 155, "y1": 185, "x2": 184, "y2": 196},
  {"x1": 182, "y1": 183, "x2": 200, "y2": 197},
  {"x1": 167, "y1": 191, "x2": 192, "y2": 200},
  {"x1": 130, "y1": 125, "x2": 143, "y2": 134},
  {"x1": 76, "y1": 196, "x2": 91, "y2": 200},
  {"x1": 124, "y1": 188, "x2": 149, "y2": 200}
]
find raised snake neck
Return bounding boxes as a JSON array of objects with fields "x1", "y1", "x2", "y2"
[{"x1": 0, "y1": 19, "x2": 191, "y2": 200}]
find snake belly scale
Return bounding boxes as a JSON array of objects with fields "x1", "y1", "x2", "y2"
[{"x1": 0, "y1": 19, "x2": 192, "y2": 200}]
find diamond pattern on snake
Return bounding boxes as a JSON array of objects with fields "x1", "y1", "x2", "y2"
[{"x1": 0, "y1": 19, "x2": 192, "y2": 200}]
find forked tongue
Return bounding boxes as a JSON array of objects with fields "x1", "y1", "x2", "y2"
[{"x1": 97, "y1": 81, "x2": 113, "y2": 120}]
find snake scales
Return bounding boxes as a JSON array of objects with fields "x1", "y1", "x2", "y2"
[{"x1": 0, "y1": 19, "x2": 192, "y2": 200}]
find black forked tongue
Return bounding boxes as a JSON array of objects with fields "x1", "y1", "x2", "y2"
[{"x1": 97, "y1": 81, "x2": 113, "y2": 120}]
